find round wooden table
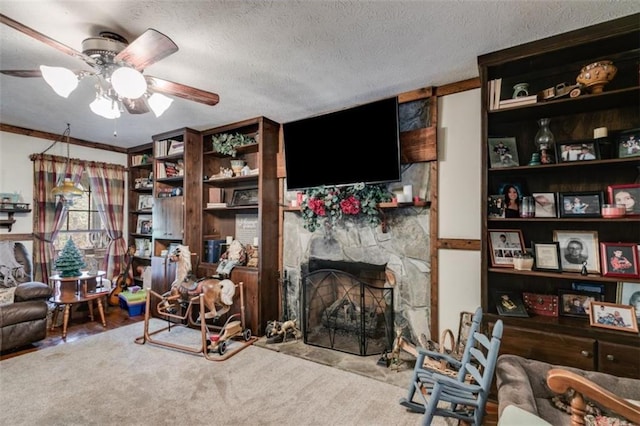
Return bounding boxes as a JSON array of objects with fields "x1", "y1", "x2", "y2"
[{"x1": 49, "y1": 271, "x2": 108, "y2": 339}]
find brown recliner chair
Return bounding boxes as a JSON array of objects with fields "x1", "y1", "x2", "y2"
[{"x1": 0, "y1": 281, "x2": 52, "y2": 352}]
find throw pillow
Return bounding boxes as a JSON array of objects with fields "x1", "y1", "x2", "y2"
[{"x1": 0, "y1": 286, "x2": 16, "y2": 306}]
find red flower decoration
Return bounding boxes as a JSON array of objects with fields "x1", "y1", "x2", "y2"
[
  {"x1": 340, "y1": 195, "x2": 361, "y2": 215},
  {"x1": 308, "y1": 197, "x2": 326, "y2": 216}
]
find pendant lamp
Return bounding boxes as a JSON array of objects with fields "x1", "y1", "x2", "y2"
[{"x1": 49, "y1": 124, "x2": 83, "y2": 206}]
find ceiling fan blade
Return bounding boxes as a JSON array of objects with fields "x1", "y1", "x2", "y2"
[
  {"x1": 0, "y1": 13, "x2": 96, "y2": 66},
  {"x1": 0, "y1": 69, "x2": 91, "y2": 78},
  {"x1": 146, "y1": 76, "x2": 220, "y2": 106},
  {"x1": 114, "y1": 29, "x2": 178, "y2": 71},
  {"x1": 122, "y1": 97, "x2": 150, "y2": 115}
]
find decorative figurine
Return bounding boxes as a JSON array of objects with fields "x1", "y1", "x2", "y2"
[{"x1": 581, "y1": 261, "x2": 588, "y2": 276}]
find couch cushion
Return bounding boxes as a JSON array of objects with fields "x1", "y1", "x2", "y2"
[
  {"x1": 14, "y1": 282, "x2": 52, "y2": 302},
  {"x1": 0, "y1": 300, "x2": 49, "y2": 327},
  {"x1": 0, "y1": 287, "x2": 16, "y2": 306}
]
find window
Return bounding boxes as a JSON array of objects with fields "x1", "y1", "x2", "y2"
[{"x1": 53, "y1": 172, "x2": 110, "y2": 268}]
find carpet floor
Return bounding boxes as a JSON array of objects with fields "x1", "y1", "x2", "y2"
[{"x1": 0, "y1": 320, "x2": 451, "y2": 426}]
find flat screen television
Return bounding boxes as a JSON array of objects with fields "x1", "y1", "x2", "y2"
[{"x1": 283, "y1": 96, "x2": 401, "y2": 191}]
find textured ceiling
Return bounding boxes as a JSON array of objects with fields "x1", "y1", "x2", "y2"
[{"x1": 0, "y1": 1, "x2": 638, "y2": 149}]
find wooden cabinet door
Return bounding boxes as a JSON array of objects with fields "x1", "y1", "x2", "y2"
[
  {"x1": 598, "y1": 341, "x2": 640, "y2": 379},
  {"x1": 150, "y1": 256, "x2": 176, "y2": 318},
  {"x1": 153, "y1": 197, "x2": 184, "y2": 239},
  {"x1": 495, "y1": 324, "x2": 596, "y2": 371}
]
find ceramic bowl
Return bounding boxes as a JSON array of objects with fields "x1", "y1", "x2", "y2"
[
  {"x1": 576, "y1": 60, "x2": 617, "y2": 94},
  {"x1": 601, "y1": 204, "x2": 626, "y2": 218}
]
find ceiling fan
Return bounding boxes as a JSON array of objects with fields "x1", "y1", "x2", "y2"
[{"x1": 0, "y1": 13, "x2": 220, "y2": 119}]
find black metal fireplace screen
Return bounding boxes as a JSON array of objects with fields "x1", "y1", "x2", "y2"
[{"x1": 302, "y1": 269, "x2": 394, "y2": 356}]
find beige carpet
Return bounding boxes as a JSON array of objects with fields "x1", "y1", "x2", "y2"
[{"x1": 0, "y1": 320, "x2": 452, "y2": 426}]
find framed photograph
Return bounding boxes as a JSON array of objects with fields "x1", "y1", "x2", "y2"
[
  {"x1": 589, "y1": 301, "x2": 638, "y2": 333},
  {"x1": 488, "y1": 137, "x2": 519, "y2": 168},
  {"x1": 455, "y1": 311, "x2": 474, "y2": 355},
  {"x1": 487, "y1": 194, "x2": 505, "y2": 218},
  {"x1": 572, "y1": 282, "x2": 605, "y2": 294},
  {"x1": 494, "y1": 291, "x2": 529, "y2": 317},
  {"x1": 531, "y1": 241, "x2": 561, "y2": 272},
  {"x1": 531, "y1": 192, "x2": 557, "y2": 218},
  {"x1": 616, "y1": 282, "x2": 640, "y2": 324},
  {"x1": 607, "y1": 183, "x2": 640, "y2": 216},
  {"x1": 616, "y1": 127, "x2": 640, "y2": 158},
  {"x1": 556, "y1": 140, "x2": 599, "y2": 162},
  {"x1": 497, "y1": 181, "x2": 526, "y2": 218},
  {"x1": 600, "y1": 242, "x2": 640, "y2": 279},
  {"x1": 558, "y1": 289, "x2": 603, "y2": 318},
  {"x1": 136, "y1": 215, "x2": 152, "y2": 235},
  {"x1": 553, "y1": 230, "x2": 600, "y2": 273},
  {"x1": 488, "y1": 229, "x2": 525, "y2": 267},
  {"x1": 137, "y1": 194, "x2": 153, "y2": 211},
  {"x1": 558, "y1": 191, "x2": 603, "y2": 218},
  {"x1": 230, "y1": 188, "x2": 259, "y2": 206}
]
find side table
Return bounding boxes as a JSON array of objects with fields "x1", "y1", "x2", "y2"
[{"x1": 49, "y1": 271, "x2": 108, "y2": 339}]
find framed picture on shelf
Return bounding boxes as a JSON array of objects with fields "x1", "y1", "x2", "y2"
[
  {"x1": 531, "y1": 241, "x2": 561, "y2": 272},
  {"x1": 589, "y1": 301, "x2": 638, "y2": 333},
  {"x1": 616, "y1": 128, "x2": 640, "y2": 158},
  {"x1": 607, "y1": 183, "x2": 640, "y2": 216},
  {"x1": 553, "y1": 230, "x2": 600, "y2": 274},
  {"x1": 572, "y1": 282, "x2": 605, "y2": 294},
  {"x1": 556, "y1": 141, "x2": 599, "y2": 162},
  {"x1": 531, "y1": 192, "x2": 557, "y2": 218},
  {"x1": 230, "y1": 188, "x2": 259, "y2": 206},
  {"x1": 600, "y1": 242, "x2": 640, "y2": 279},
  {"x1": 487, "y1": 195, "x2": 505, "y2": 218},
  {"x1": 497, "y1": 181, "x2": 527, "y2": 219},
  {"x1": 137, "y1": 194, "x2": 153, "y2": 211},
  {"x1": 494, "y1": 291, "x2": 529, "y2": 317},
  {"x1": 558, "y1": 191, "x2": 603, "y2": 218},
  {"x1": 136, "y1": 216, "x2": 152, "y2": 235},
  {"x1": 617, "y1": 282, "x2": 640, "y2": 324},
  {"x1": 488, "y1": 229, "x2": 525, "y2": 267},
  {"x1": 558, "y1": 289, "x2": 603, "y2": 318},
  {"x1": 488, "y1": 137, "x2": 519, "y2": 168}
]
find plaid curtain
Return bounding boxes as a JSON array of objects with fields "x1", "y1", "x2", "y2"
[
  {"x1": 85, "y1": 161, "x2": 126, "y2": 280},
  {"x1": 29, "y1": 153, "x2": 84, "y2": 284}
]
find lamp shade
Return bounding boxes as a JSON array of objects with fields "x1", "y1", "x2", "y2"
[
  {"x1": 148, "y1": 93, "x2": 173, "y2": 117},
  {"x1": 111, "y1": 67, "x2": 147, "y2": 99},
  {"x1": 90, "y1": 96, "x2": 121, "y2": 119},
  {"x1": 40, "y1": 65, "x2": 78, "y2": 98},
  {"x1": 51, "y1": 178, "x2": 83, "y2": 203}
]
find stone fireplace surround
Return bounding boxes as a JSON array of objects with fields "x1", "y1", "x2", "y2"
[{"x1": 282, "y1": 200, "x2": 432, "y2": 351}]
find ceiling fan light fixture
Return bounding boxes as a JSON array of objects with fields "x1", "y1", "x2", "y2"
[
  {"x1": 147, "y1": 93, "x2": 173, "y2": 117},
  {"x1": 90, "y1": 95, "x2": 121, "y2": 119},
  {"x1": 40, "y1": 65, "x2": 78, "y2": 98},
  {"x1": 111, "y1": 66, "x2": 147, "y2": 99}
]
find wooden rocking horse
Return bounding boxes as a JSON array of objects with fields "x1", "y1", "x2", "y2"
[{"x1": 160, "y1": 244, "x2": 235, "y2": 319}]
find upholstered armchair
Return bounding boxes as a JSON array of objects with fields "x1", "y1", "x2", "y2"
[
  {"x1": 496, "y1": 354, "x2": 640, "y2": 426},
  {"x1": 0, "y1": 281, "x2": 52, "y2": 352}
]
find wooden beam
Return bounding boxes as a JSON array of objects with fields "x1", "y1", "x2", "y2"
[
  {"x1": 438, "y1": 238, "x2": 481, "y2": 251},
  {"x1": 0, "y1": 233, "x2": 33, "y2": 241},
  {"x1": 435, "y1": 78, "x2": 481, "y2": 97}
]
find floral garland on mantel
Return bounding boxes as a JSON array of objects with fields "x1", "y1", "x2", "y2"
[{"x1": 301, "y1": 183, "x2": 393, "y2": 232}]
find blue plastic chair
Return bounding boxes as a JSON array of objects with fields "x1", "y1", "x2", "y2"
[
  {"x1": 400, "y1": 306, "x2": 483, "y2": 413},
  {"x1": 400, "y1": 308, "x2": 503, "y2": 426}
]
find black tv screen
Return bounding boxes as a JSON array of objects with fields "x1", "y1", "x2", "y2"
[{"x1": 283, "y1": 97, "x2": 401, "y2": 191}]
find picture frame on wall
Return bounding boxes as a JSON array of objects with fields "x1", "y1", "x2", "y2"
[
  {"x1": 531, "y1": 241, "x2": 561, "y2": 272},
  {"x1": 488, "y1": 137, "x2": 519, "y2": 168},
  {"x1": 531, "y1": 192, "x2": 557, "y2": 218},
  {"x1": 616, "y1": 127, "x2": 640, "y2": 158},
  {"x1": 556, "y1": 140, "x2": 599, "y2": 162},
  {"x1": 488, "y1": 229, "x2": 525, "y2": 267},
  {"x1": 589, "y1": 301, "x2": 638, "y2": 333},
  {"x1": 553, "y1": 230, "x2": 600, "y2": 274},
  {"x1": 617, "y1": 282, "x2": 640, "y2": 324},
  {"x1": 607, "y1": 183, "x2": 640, "y2": 216},
  {"x1": 558, "y1": 289, "x2": 603, "y2": 318},
  {"x1": 558, "y1": 191, "x2": 603, "y2": 218},
  {"x1": 600, "y1": 242, "x2": 640, "y2": 279}
]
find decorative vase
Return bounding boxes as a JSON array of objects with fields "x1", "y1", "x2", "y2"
[
  {"x1": 576, "y1": 60, "x2": 617, "y2": 94},
  {"x1": 512, "y1": 83, "x2": 529, "y2": 99},
  {"x1": 230, "y1": 159, "x2": 245, "y2": 176},
  {"x1": 534, "y1": 118, "x2": 555, "y2": 164}
]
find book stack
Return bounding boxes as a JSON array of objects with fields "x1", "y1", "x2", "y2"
[
  {"x1": 498, "y1": 95, "x2": 538, "y2": 109},
  {"x1": 130, "y1": 154, "x2": 151, "y2": 166},
  {"x1": 206, "y1": 202, "x2": 227, "y2": 208}
]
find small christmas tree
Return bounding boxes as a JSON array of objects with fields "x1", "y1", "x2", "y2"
[{"x1": 54, "y1": 238, "x2": 86, "y2": 277}]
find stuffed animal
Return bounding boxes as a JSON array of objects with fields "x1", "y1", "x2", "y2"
[{"x1": 216, "y1": 240, "x2": 246, "y2": 277}]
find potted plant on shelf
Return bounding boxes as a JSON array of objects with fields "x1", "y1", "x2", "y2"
[{"x1": 211, "y1": 132, "x2": 256, "y2": 157}]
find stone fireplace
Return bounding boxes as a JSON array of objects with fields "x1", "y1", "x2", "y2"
[
  {"x1": 302, "y1": 260, "x2": 393, "y2": 356},
  {"x1": 282, "y1": 168, "x2": 432, "y2": 354}
]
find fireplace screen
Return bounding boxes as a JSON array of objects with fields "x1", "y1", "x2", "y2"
[{"x1": 303, "y1": 269, "x2": 394, "y2": 356}]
